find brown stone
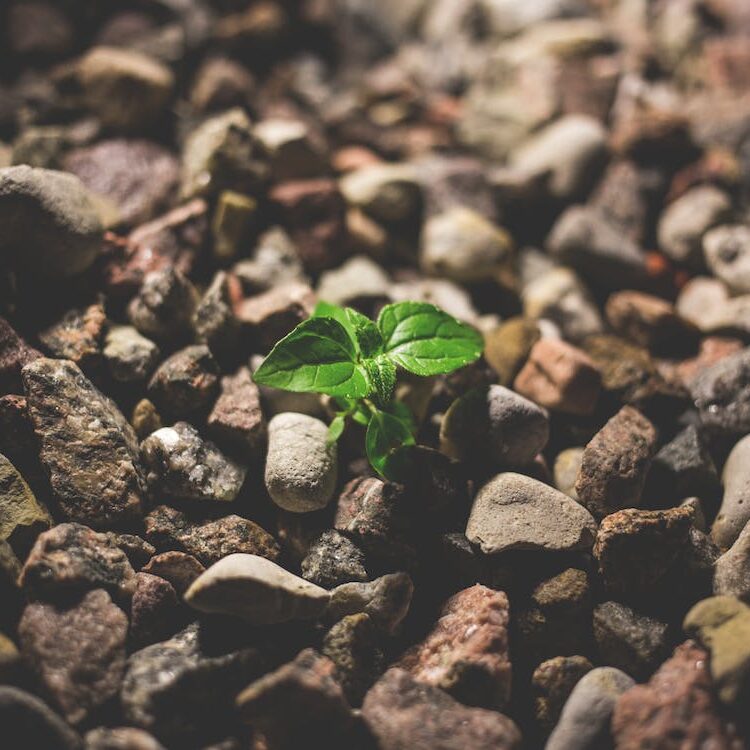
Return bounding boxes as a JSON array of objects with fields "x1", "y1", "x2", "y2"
[
  {"x1": 38, "y1": 303, "x2": 107, "y2": 373},
  {"x1": 362, "y1": 668, "x2": 521, "y2": 750},
  {"x1": 397, "y1": 584, "x2": 511, "y2": 710},
  {"x1": 0, "y1": 316, "x2": 40, "y2": 394},
  {"x1": 612, "y1": 641, "x2": 744, "y2": 749},
  {"x1": 513, "y1": 338, "x2": 601, "y2": 416},
  {"x1": 532, "y1": 656, "x2": 593, "y2": 735},
  {"x1": 141, "y1": 551, "x2": 205, "y2": 595},
  {"x1": 575, "y1": 406, "x2": 658, "y2": 519},
  {"x1": 18, "y1": 589, "x2": 128, "y2": 724},
  {"x1": 129, "y1": 572, "x2": 179, "y2": 649},
  {"x1": 483, "y1": 317, "x2": 540, "y2": 386}
]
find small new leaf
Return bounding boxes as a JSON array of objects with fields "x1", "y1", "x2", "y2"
[
  {"x1": 363, "y1": 355, "x2": 397, "y2": 406},
  {"x1": 254, "y1": 317, "x2": 371, "y2": 398},
  {"x1": 327, "y1": 413, "x2": 347, "y2": 444},
  {"x1": 313, "y1": 301, "x2": 383, "y2": 358},
  {"x1": 366, "y1": 408, "x2": 416, "y2": 480},
  {"x1": 377, "y1": 301, "x2": 483, "y2": 376}
]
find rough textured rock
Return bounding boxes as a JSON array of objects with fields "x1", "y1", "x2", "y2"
[
  {"x1": 513, "y1": 338, "x2": 601, "y2": 416},
  {"x1": 141, "y1": 423, "x2": 246, "y2": 504},
  {"x1": 483, "y1": 317, "x2": 540, "y2": 386},
  {"x1": 466, "y1": 473, "x2": 597, "y2": 554},
  {"x1": 0, "y1": 686, "x2": 82, "y2": 750},
  {"x1": 0, "y1": 165, "x2": 103, "y2": 277},
  {"x1": 144, "y1": 504, "x2": 278, "y2": 566},
  {"x1": 361, "y1": 668, "x2": 521, "y2": 750},
  {"x1": 192, "y1": 271, "x2": 240, "y2": 358},
  {"x1": 185, "y1": 553, "x2": 330, "y2": 624},
  {"x1": 18, "y1": 589, "x2": 128, "y2": 724},
  {"x1": 0, "y1": 316, "x2": 41, "y2": 393},
  {"x1": 129, "y1": 572, "x2": 179, "y2": 649},
  {"x1": 532, "y1": 656, "x2": 593, "y2": 736},
  {"x1": 22, "y1": 358, "x2": 145, "y2": 528},
  {"x1": 612, "y1": 641, "x2": 744, "y2": 749},
  {"x1": 575, "y1": 406, "x2": 658, "y2": 519},
  {"x1": 546, "y1": 667, "x2": 635, "y2": 750},
  {"x1": 103, "y1": 326, "x2": 160, "y2": 384},
  {"x1": 0, "y1": 452, "x2": 51, "y2": 553},
  {"x1": 713, "y1": 434, "x2": 750, "y2": 549},
  {"x1": 265, "y1": 412, "x2": 338, "y2": 513},
  {"x1": 39, "y1": 303, "x2": 107, "y2": 372},
  {"x1": 20, "y1": 522, "x2": 136, "y2": 601},
  {"x1": 121, "y1": 623, "x2": 264, "y2": 746},
  {"x1": 236, "y1": 649, "x2": 353, "y2": 749},
  {"x1": 397, "y1": 585, "x2": 511, "y2": 710},
  {"x1": 141, "y1": 551, "x2": 204, "y2": 595},
  {"x1": 326, "y1": 573, "x2": 414, "y2": 635},
  {"x1": 684, "y1": 596, "x2": 750, "y2": 707},
  {"x1": 440, "y1": 385, "x2": 549, "y2": 469},
  {"x1": 301, "y1": 529, "x2": 368, "y2": 589}
]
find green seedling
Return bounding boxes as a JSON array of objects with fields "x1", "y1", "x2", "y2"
[{"x1": 254, "y1": 300, "x2": 484, "y2": 480}]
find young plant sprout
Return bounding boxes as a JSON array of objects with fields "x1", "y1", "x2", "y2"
[{"x1": 253, "y1": 300, "x2": 484, "y2": 480}]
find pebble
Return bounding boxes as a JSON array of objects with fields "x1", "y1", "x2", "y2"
[
  {"x1": 466, "y1": 472, "x2": 598, "y2": 554},
  {"x1": 361, "y1": 668, "x2": 522, "y2": 750},
  {"x1": 483, "y1": 317, "x2": 540, "y2": 385},
  {"x1": 147, "y1": 345, "x2": 220, "y2": 419},
  {"x1": 703, "y1": 224, "x2": 750, "y2": 294},
  {"x1": 254, "y1": 118, "x2": 326, "y2": 182},
  {"x1": 712, "y1": 434, "x2": 750, "y2": 549},
  {"x1": 20, "y1": 522, "x2": 136, "y2": 602},
  {"x1": 129, "y1": 572, "x2": 179, "y2": 649},
  {"x1": 339, "y1": 163, "x2": 421, "y2": 223},
  {"x1": 104, "y1": 326, "x2": 160, "y2": 384},
  {"x1": 39, "y1": 303, "x2": 107, "y2": 372},
  {"x1": 657, "y1": 184, "x2": 732, "y2": 267},
  {"x1": 316, "y1": 255, "x2": 390, "y2": 309},
  {"x1": 420, "y1": 206, "x2": 513, "y2": 283},
  {"x1": 235, "y1": 648, "x2": 353, "y2": 749},
  {"x1": 141, "y1": 551, "x2": 204, "y2": 595},
  {"x1": 0, "y1": 316, "x2": 40, "y2": 393},
  {"x1": 76, "y1": 47, "x2": 174, "y2": 131},
  {"x1": 440, "y1": 384, "x2": 549, "y2": 469},
  {"x1": 0, "y1": 165, "x2": 103, "y2": 277},
  {"x1": 300, "y1": 529, "x2": 368, "y2": 589},
  {"x1": 326, "y1": 572, "x2": 414, "y2": 635},
  {"x1": 232, "y1": 226, "x2": 305, "y2": 294},
  {"x1": 397, "y1": 584, "x2": 511, "y2": 709},
  {"x1": 612, "y1": 641, "x2": 744, "y2": 748},
  {"x1": 19, "y1": 589, "x2": 128, "y2": 724},
  {"x1": 130, "y1": 399, "x2": 162, "y2": 441},
  {"x1": 553, "y1": 447, "x2": 584, "y2": 499},
  {"x1": 676, "y1": 276, "x2": 750, "y2": 335},
  {"x1": 141, "y1": 422, "x2": 246, "y2": 504},
  {"x1": 207, "y1": 367, "x2": 266, "y2": 460},
  {"x1": 265, "y1": 412, "x2": 338, "y2": 513},
  {"x1": 84, "y1": 727, "x2": 165, "y2": 750},
  {"x1": 106, "y1": 532, "x2": 155, "y2": 571},
  {"x1": 0, "y1": 452, "x2": 51, "y2": 554},
  {"x1": 22, "y1": 358, "x2": 145, "y2": 528},
  {"x1": 184, "y1": 553, "x2": 331, "y2": 624},
  {"x1": 683, "y1": 595, "x2": 750, "y2": 706},
  {"x1": 192, "y1": 271, "x2": 240, "y2": 359},
  {"x1": 575, "y1": 405, "x2": 658, "y2": 519},
  {"x1": 513, "y1": 338, "x2": 602, "y2": 416},
  {"x1": 593, "y1": 601, "x2": 670, "y2": 680},
  {"x1": 211, "y1": 190, "x2": 257, "y2": 262},
  {"x1": 144, "y1": 504, "x2": 278, "y2": 566},
  {"x1": 714, "y1": 522, "x2": 750, "y2": 602},
  {"x1": 545, "y1": 667, "x2": 635, "y2": 750},
  {"x1": 532, "y1": 656, "x2": 593, "y2": 737}
]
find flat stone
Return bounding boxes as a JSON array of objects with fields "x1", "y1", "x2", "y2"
[
  {"x1": 19, "y1": 589, "x2": 128, "y2": 724},
  {"x1": 713, "y1": 434, "x2": 750, "y2": 549},
  {"x1": 575, "y1": 406, "x2": 658, "y2": 520},
  {"x1": 546, "y1": 667, "x2": 634, "y2": 750},
  {"x1": 0, "y1": 165, "x2": 103, "y2": 277},
  {"x1": 184, "y1": 553, "x2": 331, "y2": 624},
  {"x1": 144, "y1": 504, "x2": 278, "y2": 566},
  {"x1": 466, "y1": 472, "x2": 597, "y2": 554},
  {"x1": 397, "y1": 584, "x2": 511, "y2": 709},
  {"x1": 20, "y1": 522, "x2": 136, "y2": 602},
  {"x1": 22, "y1": 358, "x2": 145, "y2": 528},
  {"x1": 612, "y1": 641, "x2": 744, "y2": 748},
  {"x1": 141, "y1": 422, "x2": 247, "y2": 504},
  {"x1": 265, "y1": 413, "x2": 338, "y2": 513},
  {"x1": 361, "y1": 668, "x2": 521, "y2": 750}
]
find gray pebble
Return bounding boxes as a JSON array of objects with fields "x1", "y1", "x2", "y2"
[
  {"x1": 713, "y1": 433, "x2": 750, "y2": 549},
  {"x1": 714, "y1": 521, "x2": 750, "y2": 602},
  {"x1": 704, "y1": 224, "x2": 750, "y2": 295},
  {"x1": 104, "y1": 326, "x2": 160, "y2": 384},
  {"x1": 301, "y1": 530, "x2": 368, "y2": 589},
  {"x1": 265, "y1": 412, "x2": 338, "y2": 513},
  {"x1": 340, "y1": 163, "x2": 421, "y2": 223}
]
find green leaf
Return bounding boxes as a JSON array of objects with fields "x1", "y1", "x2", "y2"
[
  {"x1": 384, "y1": 400, "x2": 416, "y2": 435},
  {"x1": 351, "y1": 403, "x2": 371, "y2": 427},
  {"x1": 327, "y1": 413, "x2": 347, "y2": 444},
  {"x1": 253, "y1": 317, "x2": 371, "y2": 398},
  {"x1": 377, "y1": 301, "x2": 483, "y2": 376},
  {"x1": 363, "y1": 355, "x2": 397, "y2": 406},
  {"x1": 314, "y1": 301, "x2": 382, "y2": 358},
  {"x1": 366, "y1": 408, "x2": 416, "y2": 480}
]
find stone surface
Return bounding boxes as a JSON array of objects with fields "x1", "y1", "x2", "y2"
[
  {"x1": 466, "y1": 472, "x2": 597, "y2": 554},
  {"x1": 715, "y1": 522, "x2": 750, "y2": 602},
  {"x1": 301, "y1": 529, "x2": 368, "y2": 589},
  {"x1": 141, "y1": 551, "x2": 204, "y2": 595},
  {"x1": 20, "y1": 522, "x2": 136, "y2": 601},
  {"x1": 103, "y1": 326, "x2": 160, "y2": 384},
  {"x1": 361, "y1": 668, "x2": 521, "y2": 750},
  {"x1": 483, "y1": 317, "x2": 540, "y2": 385},
  {"x1": 0, "y1": 452, "x2": 51, "y2": 553},
  {"x1": 397, "y1": 584, "x2": 511, "y2": 709},
  {"x1": 440, "y1": 384, "x2": 549, "y2": 469},
  {"x1": 554, "y1": 447, "x2": 584, "y2": 499},
  {"x1": 546, "y1": 667, "x2": 635, "y2": 750},
  {"x1": 514, "y1": 338, "x2": 602, "y2": 416},
  {"x1": 129, "y1": 572, "x2": 179, "y2": 649},
  {"x1": 316, "y1": 255, "x2": 390, "y2": 310},
  {"x1": 532, "y1": 656, "x2": 593, "y2": 736},
  {"x1": 193, "y1": 271, "x2": 240, "y2": 358},
  {"x1": 184, "y1": 553, "x2": 331, "y2": 624},
  {"x1": 39, "y1": 303, "x2": 107, "y2": 372},
  {"x1": 713, "y1": 434, "x2": 750, "y2": 549},
  {"x1": 0, "y1": 165, "x2": 103, "y2": 277},
  {"x1": 144, "y1": 504, "x2": 278, "y2": 566},
  {"x1": 0, "y1": 316, "x2": 40, "y2": 393},
  {"x1": 575, "y1": 406, "x2": 658, "y2": 520},
  {"x1": 612, "y1": 641, "x2": 744, "y2": 749},
  {"x1": 704, "y1": 224, "x2": 750, "y2": 294},
  {"x1": 23, "y1": 357, "x2": 145, "y2": 528},
  {"x1": 265, "y1": 412, "x2": 338, "y2": 513},
  {"x1": 340, "y1": 163, "x2": 421, "y2": 223},
  {"x1": 18, "y1": 589, "x2": 128, "y2": 724},
  {"x1": 84, "y1": 727, "x2": 165, "y2": 750}
]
